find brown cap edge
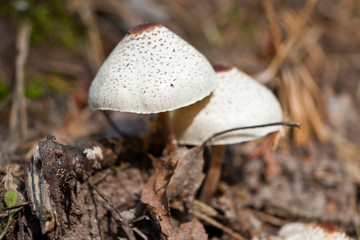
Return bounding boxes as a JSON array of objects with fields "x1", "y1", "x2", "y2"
[
  {"x1": 213, "y1": 65, "x2": 234, "y2": 73},
  {"x1": 128, "y1": 23, "x2": 163, "y2": 35}
]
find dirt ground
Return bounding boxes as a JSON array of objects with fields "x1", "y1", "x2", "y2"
[{"x1": 0, "y1": 0, "x2": 360, "y2": 239}]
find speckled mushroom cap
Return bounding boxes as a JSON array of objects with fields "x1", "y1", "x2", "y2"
[
  {"x1": 173, "y1": 66, "x2": 283, "y2": 145},
  {"x1": 88, "y1": 23, "x2": 218, "y2": 114}
]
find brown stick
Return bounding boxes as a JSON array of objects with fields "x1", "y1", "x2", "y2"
[
  {"x1": 69, "y1": 0, "x2": 104, "y2": 73},
  {"x1": 157, "y1": 112, "x2": 178, "y2": 152},
  {"x1": 263, "y1": 0, "x2": 282, "y2": 50},
  {"x1": 199, "y1": 145, "x2": 226, "y2": 202},
  {"x1": 193, "y1": 210, "x2": 246, "y2": 240},
  {"x1": 9, "y1": 20, "x2": 32, "y2": 138}
]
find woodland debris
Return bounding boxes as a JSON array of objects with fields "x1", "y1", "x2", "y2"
[
  {"x1": 24, "y1": 135, "x2": 141, "y2": 238},
  {"x1": 9, "y1": 20, "x2": 32, "y2": 138},
  {"x1": 193, "y1": 210, "x2": 246, "y2": 240},
  {"x1": 167, "y1": 146, "x2": 205, "y2": 202},
  {"x1": 67, "y1": 0, "x2": 105, "y2": 74},
  {"x1": 255, "y1": 0, "x2": 318, "y2": 83},
  {"x1": 247, "y1": 132, "x2": 281, "y2": 181},
  {"x1": 140, "y1": 154, "x2": 207, "y2": 239}
]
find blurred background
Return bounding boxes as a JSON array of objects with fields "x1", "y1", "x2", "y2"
[{"x1": 0, "y1": 0, "x2": 359, "y2": 160}]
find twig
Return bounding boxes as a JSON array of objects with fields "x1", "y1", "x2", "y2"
[
  {"x1": 193, "y1": 210, "x2": 247, "y2": 240},
  {"x1": 102, "y1": 111, "x2": 128, "y2": 137},
  {"x1": 263, "y1": 202, "x2": 355, "y2": 227},
  {"x1": 246, "y1": 208, "x2": 287, "y2": 227},
  {"x1": 89, "y1": 184, "x2": 136, "y2": 240},
  {"x1": 0, "y1": 207, "x2": 23, "y2": 239},
  {"x1": 0, "y1": 202, "x2": 29, "y2": 212},
  {"x1": 9, "y1": 20, "x2": 32, "y2": 138},
  {"x1": 203, "y1": 121, "x2": 300, "y2": 146},
  {"x1": 132, "y1": 228, "x2": 148, "y2": 240},
  {"x1": 263, "y1": 0, "x2": 282, "y2": 50},
  {"x1": 255, "y1": 0, "x2": 318, "y2": 83},
  {"x1": 68, "y1": 0, "x2": 104, "y2": 73}
]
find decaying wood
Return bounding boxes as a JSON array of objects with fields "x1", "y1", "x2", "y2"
[
  {"x1": 24, "y1": 135, "x2": 148, "y2": 238},
  {"x1": 23, "y1": 135, "x2": 210, "y2": 239}
]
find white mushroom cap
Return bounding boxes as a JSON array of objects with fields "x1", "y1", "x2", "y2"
[
  {"x1": 278, "y1": 222, "x2": 352, "y2": 240},
  {"x1": 173, "y1": 66, "x2": 283, "y2": 145},
  {"x1": 88, "y1": 23, "x2": 218, "y2": 114}
]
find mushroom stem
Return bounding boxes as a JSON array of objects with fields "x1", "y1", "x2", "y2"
[
  {"x1": 199, "y1": 145, "x2": 226, "y2": 202},
  {"x1": 158, "y1": 112, "x2": 178, "y2": 152}
]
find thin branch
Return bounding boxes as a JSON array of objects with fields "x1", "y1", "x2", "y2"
[
  {"x1": 9, "y1": 20, "x2": 32, "y2": 138},
  {"x1": 102, "y1": 111, "x2": 128, "y2": 137},
  {"x1": 90, "y1": 184, "x2": 136, "y2": 240},
  {"x1": 203, "y1": 121, "x2": 301, "y2": 146},
  {"x1": 193, "y1": 210, "x2": 246, "y2": 240},
  {"x1": 263, "y1": 0, "x2": 282, "y2": 50}
]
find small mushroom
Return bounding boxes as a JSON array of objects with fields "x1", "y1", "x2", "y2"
[
  {"x1": 173, "y1": 66, "x2": 283, "y2": 201},
  {"x1": 88, "y1": 23, "x2": 218, "y2": 150},
  {"x1": 277, "y1": 222, "x2": 352, "y2": 240}
]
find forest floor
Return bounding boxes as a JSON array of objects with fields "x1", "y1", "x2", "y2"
[{"x1": 0, "y1": 0, "x2": 360, "y2": 239}]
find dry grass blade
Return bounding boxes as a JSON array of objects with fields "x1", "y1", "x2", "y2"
[
  {"x1": 280, "y1": 9, "x2": 328, "y2": 73},
  {"x1": 247, "y1": 208, "x2": 287, "y2": 227},
  {"x1": 263, "y1": 0, "x2": 282, "y2": 50},
  {"x1": 256, "y1": 0, "x2": 318, "y2": 83},
  {"x1": 278, "y1": 61, "x2": 327, "y2": 146},
  {"x1": 297, "y1": 64, "x2": 327, "y2": 114},
  {"x1": 297, "y1": 66, "x2": 327, "y2": 143},
  {"x1": 67, "y1": 0, "x2": 104, "y2": 73},
  {"x1": 1, "y1": 164, "x2": 22, "y2": 191},
  {"x1": 281, "y1": 68, "x2": 310, "y2": 146},
  {"x1": 270, "y1": 6, "x2": 328, "y2": 146}
]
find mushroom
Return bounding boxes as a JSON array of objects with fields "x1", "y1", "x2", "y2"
[
  {"x1": 88, "y1": 23, "x2": 218, "y2": 150},
  {"x1": 173, "y1": 66, "x2": 283, "y2": 201},
  {"x1": 277, "y1": 222, "x2": 352, "y2": 240}
]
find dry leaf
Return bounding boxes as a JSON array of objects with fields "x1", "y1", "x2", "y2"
[
  {"x1": 167, "y1": 146, "x2": 205, "y2": 201},
  {"x1": 140, "y1": 155, "x2": 176, "y2": 238},
  {"x1": 140, "y1": 153, "x2": 207, "y2": 239}
]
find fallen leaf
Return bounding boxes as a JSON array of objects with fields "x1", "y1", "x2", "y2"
[
  {"x1": 167, "y1": 146, "x2": 205, "y2": 201},
  {"x1": 140, "y1": 155, "x2": 176, "y2": 238},
  {"x1": 140, "y1": 154, "x2": 207, "y2": 239}
]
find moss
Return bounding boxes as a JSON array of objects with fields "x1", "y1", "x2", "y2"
[
  {"x1": 0, "y1": 0, "x2": 85, "y2": 51},
  {"x1": 0, "y1": 78, "x2": 10, "y2": 101},
  {"x1": 241, "y1": 20, "x2": 256, "y2": 41},
  {"x1": 25, "y1": 73, "x2": 75, "y2": 99},
  {"x1": 25, "y1": 74, "x2": 46, "y2": 99},
  {"x1": 48, "y1": 75, "x2": 74, "y2": 94}
]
